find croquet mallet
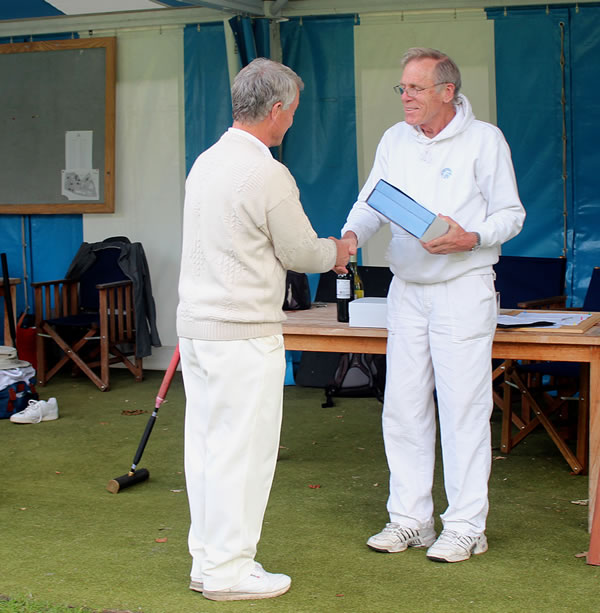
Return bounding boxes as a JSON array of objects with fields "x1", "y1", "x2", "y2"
[{"x1": 106, "y1": 344, "x2": 180, "y2": 493}]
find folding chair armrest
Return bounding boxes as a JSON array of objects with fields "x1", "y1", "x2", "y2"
[
  {"x1": 96, "y1": 280, "x2": 132, "y2": 290},
  {"x1": 517, "y1": 295, "x2": 566, "y2": 309},
  {"x1": 31, "y1": 279, "x2": 74, "y2": 288},
  {"x1": 32, "y1": 279, "x2": 79, "y2": 323}
]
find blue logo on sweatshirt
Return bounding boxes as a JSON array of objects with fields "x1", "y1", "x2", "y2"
[{"x1": 441, "y1": 168, "x2": 452, "y2": 179}]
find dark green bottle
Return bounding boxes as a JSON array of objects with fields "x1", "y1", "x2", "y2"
[{"x1": 336, "y1": 269, "x2": 354, "y2": 322}]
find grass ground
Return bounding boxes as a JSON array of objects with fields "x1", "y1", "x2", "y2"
[{"x1": 1, "y1": 370, "x2": 598, "y2": 613}]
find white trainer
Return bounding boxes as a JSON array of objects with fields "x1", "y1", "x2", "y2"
[
  {"x1": 426, "y1": 529, "x2": 488, "y2": 563},
  {"x1": 367, "y1": 519, "x2": 436, "y2": 552},
  {"x1": 189, "y1": 579, "x2": 203, "y2": 592},
  {"x1": 10, "y1": 398, "x2": 59, "y2": 424},
  {"x1": 202, "y1": 562, "x2": 291, "y2": 601}
]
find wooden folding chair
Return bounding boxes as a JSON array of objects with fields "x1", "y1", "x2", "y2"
[
  {"x1": 32, "y1": 241, "x2": 143, "y2": 392},
  {"x1": 496, "y1": 266, "x2": 600, "y2": 474}
]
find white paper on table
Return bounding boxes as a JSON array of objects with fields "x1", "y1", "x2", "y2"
[{"x1": 497, "y1": 311, "x2": 592, "y2": 329}]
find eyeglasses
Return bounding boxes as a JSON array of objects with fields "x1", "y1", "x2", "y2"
[{"x1": 393, "y1": 82, "x2": 447, "y2": 97}]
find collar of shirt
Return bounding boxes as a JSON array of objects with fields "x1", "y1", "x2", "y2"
[{"x1": 228, "y1": 127, "x2": 272, "y2": 157}]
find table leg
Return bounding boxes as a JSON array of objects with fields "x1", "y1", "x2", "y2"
[
  {"x1": 587, "y1": 349, "x2": 600, "y2": 564},
  {"x1": 3, "y1": 285, "x2": 17, "y2": 347}
]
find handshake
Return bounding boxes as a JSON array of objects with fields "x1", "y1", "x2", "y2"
[{"x1": 329, "y1": 231, "x2": 358, "y2": 274}]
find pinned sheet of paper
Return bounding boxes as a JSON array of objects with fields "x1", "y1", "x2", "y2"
[{"x1": 62, "y1": 130, "x2": 99, "y2": 200}]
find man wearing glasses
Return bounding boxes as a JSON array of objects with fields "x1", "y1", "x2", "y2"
[{"x1": 338, "y1": 48, "x2": 525, "y2": 562}]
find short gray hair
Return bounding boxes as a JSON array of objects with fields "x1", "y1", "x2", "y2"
[
  {"x1": 232, "y1": 58, "x2": 304, "y2": 124},
  {"x1": 400, "y1": 47, "x2": 462, "y2": 103}
]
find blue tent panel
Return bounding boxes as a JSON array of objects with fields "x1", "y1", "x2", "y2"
[
  {"x1": 184, "y1": 23, "x2": 232, "y2": 174},
  {"x1": 29, "y1": 215, "x2": 83, "y2": 286},
  {"x1": 487, "y1": 7, "x2": 569, "y2": 259},
  {"x1": 0, "y1": 214, "x2": 81, "y2": 340},
  {"x1": 488, "y1": 5, "x2": 600, "y2": 304},
  {"x1": 280, "y1": 15, "x2": 359, "y2": 241},
  {"x1": 570, "y1": 6, "x2": 600, "y2": 303},
  {"x1": 0, "y1": 0, "x2": 63, "y2": 20}
]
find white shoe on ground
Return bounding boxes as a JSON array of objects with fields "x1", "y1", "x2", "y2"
[
  {"x1": 367, "y1": 519, "x2": 436, "y2": 552},
  {"x1": 189, "y1": 579, "x2": 203, "y2": 592},
  {"x1": 10, "y1": 398, "x2": 59, "y2": 424},
  {"x1": 426, "y1": 529, "x2": 488, "y2": 563},
  {"x1": 201, "y1": 562, "x2": 291, "y2": 601}
]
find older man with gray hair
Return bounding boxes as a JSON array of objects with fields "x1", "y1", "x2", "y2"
[
  {"x1": 177, "y1": 58, "x2": 353, "y2": 601},
  {"x1": 340, "y1": 47, "x2": 525, "y2": 563}
]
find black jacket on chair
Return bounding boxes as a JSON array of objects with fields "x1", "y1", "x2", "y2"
[{"x1": 65, "y1": 237, "x2": 161, "y2": 358}]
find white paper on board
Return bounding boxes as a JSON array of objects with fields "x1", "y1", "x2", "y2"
[
  {"x1": 61, "y1": 169, "x2": 99, "y2": 200},
  {"x1": 63, "y1": 131, "x2": 99, "y2": 200},
  {"x1": 65, "y1": 130, "x2": 93, "y2": 169}
]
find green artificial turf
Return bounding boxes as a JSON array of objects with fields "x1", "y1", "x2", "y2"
[{"x1": 1, "y1": 370, "x2": 599, "y2": 613}]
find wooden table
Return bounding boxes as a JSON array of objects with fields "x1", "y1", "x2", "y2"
[
  {"x1": 283, "y1": 303, "x2": 600, "y2": 562},
  {"x1": 0, "y1": 277, "x2": 20, "y2": 347}
]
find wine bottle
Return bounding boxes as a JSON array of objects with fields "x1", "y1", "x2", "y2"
[
  {"x1": 348, "y1": 254, "x2": 364, "y2": 299},
  {"x1": 336, "y1": 269, "x2": 354, "y2": 323}
]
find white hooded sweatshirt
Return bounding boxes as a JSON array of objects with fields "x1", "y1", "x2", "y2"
[{"x1": 342, "y1": 94, "x2": 525, "y2": 284}]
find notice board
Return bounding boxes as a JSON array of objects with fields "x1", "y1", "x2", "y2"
[{"x1": 0, "y1": 37, "x2": 116, "y2": 214}]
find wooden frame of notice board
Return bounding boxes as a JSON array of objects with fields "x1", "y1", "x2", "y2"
[
  {"x1": 500, "y1": 310, "x2": 600, "y2": 333},
  {"x1": 0, "y1": 37, "x2": 116, "y2": 214}
]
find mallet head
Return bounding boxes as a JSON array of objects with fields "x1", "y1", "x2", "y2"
[{"x1": 106, "y1": 468, "x2": 150, "y2": 494}]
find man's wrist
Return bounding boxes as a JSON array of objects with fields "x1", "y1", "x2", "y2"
[{"x1": 470, "y1": 232, "x2": 481, "y2": 252}]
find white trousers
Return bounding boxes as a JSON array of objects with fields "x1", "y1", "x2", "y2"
[
  {"x1": 179, "y1": 335, "x2": 285, "y2": 591},
  {"x1": 383, "y1": 273, "x2": 496, "y2": 536}
]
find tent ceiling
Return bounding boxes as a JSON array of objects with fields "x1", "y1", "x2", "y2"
[
  {"x1": 0, "y1": 0, "x2": 597, "y2": 36},
  {"x1": 3, "y1": 0, "x2": 600, "y2": 19}
]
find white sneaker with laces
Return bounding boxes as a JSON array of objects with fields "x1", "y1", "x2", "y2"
[
  {"x1": 367, "y1": 519, "x2": 436, "y2": 552},
  {"x1": 202, "y1": 562, "x2": 291, "y2": 601},
  {"x1": 10, "y1": 398, "x2": 59, "y2": 424},
  {"x1": 426, "y1": 529, "x2": 488, "y2": 563}
]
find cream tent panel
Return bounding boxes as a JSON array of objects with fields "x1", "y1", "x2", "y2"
[{"x1": 82, "y1": 27, "x2": 186, "y2": 370}]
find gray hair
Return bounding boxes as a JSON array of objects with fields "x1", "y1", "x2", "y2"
[
  {"x1": 232, "y1": 58, "x2": 304, "y2": 124},
  {"x1": 400, "y1": 47, "x2": 462, "y2": 103}
]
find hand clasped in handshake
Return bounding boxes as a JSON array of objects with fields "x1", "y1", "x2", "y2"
[{"x1": 329, "y1": 232, "x2": 358, "y2": 274}]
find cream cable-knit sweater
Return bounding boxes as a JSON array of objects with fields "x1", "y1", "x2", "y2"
[{"x1": 177, "y1": 128, "x2": 337, "y2": 341}]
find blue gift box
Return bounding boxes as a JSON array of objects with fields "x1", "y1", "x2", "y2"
[{"x1": 366, "y1": 179, "x2": 449, "y2": 242}]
